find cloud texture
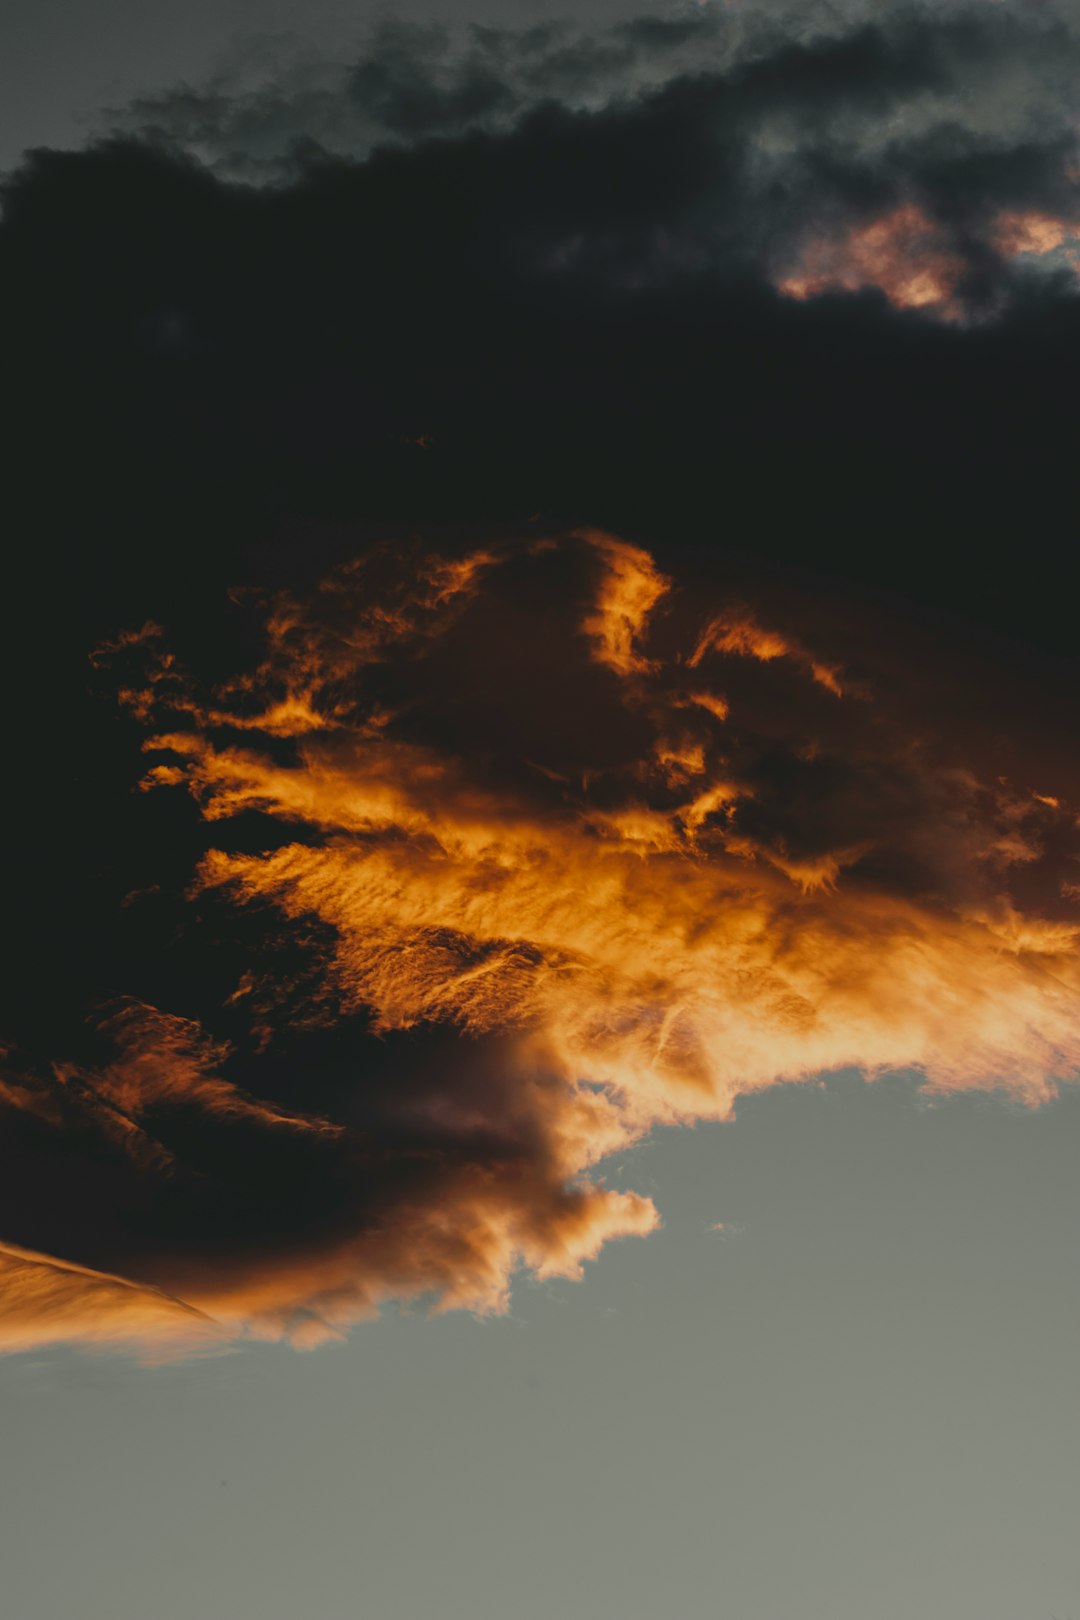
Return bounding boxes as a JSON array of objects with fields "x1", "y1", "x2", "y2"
[
  {"x1": 8, "y1": 0, "x2": 1080, "y2": 661},
  {"x1": 101, "y1": 2, "x2": 1080, "y2": 317},
  {"x1": 2, "y1": 0, "x2": 1080, "y2": 1356},
  {"x1": 2, "y1": 532, "x2": 1077, "y2": 1354}
]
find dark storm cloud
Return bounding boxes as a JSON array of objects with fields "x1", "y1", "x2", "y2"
[
  {"x1": 100, "y1": 2, "x2": 1080, "y2": 200},
  {"x1": 1, "y1": 2, "x2": 1079, "y2": 1353},
  {"x1": 5, "y1": 0, "x2": 1080, "y2": 651},
  {"x1": 92, "y1": 7, "x2": 1080, "y2": 326}
]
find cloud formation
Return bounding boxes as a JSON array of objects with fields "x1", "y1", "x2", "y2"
[
  {"x1": 3, "y1": 532, "x2": 1077, "y2": 1355},
  {"x1": 97, "y1": 2, "x2": 1080, "y2": 317},
  {"x1": 3, "y1": 0, "x2": 1080, "y2": 1358}
]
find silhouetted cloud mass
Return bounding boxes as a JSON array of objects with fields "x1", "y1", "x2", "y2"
[{"x1": 1, "y1": 0, "x2": 1078, "y2": 1354}]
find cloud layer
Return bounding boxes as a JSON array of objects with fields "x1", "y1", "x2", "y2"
[
  {"x1": 8, "y1": 1, "x2": 1080, "y2": 670},
  {"x1": 3, "y1": 0, "x2": 1080, "y2": 1357},
  {"x1": 99, "y1": 2, "x2": 1080, "y2": 318},
  {"x1": 3, "y1": 533, "x2": 1077, "y2": 1355}
]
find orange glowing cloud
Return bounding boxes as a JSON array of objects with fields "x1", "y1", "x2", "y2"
[
  {"x1": 0, "y1": 996, "x2": 658, "y2": 1351},
  {"x1": 581, "y1": 531, "x2": 670, "y2": 677},
  {"x1": 776, "y1": 204, "x2": 965, "y2": 316},
  {"x1": 4, "y1": 531, "x2": 1078, "y2": 1355},
  {"x1": 776, "y1": 201, "x2": 1080, "y2": 319},
  {"x1": 133, "y1": 533, "x2": 1080, "y2": 1116},
  {"x1": 0, "y1": 1242, "x2": 225, "y2": 1360},
  {"x1": 688, "y1": 608, "x2": 844, "y2": 695},
  {"x1": 993, "y1": 210, "x2": 1080, "y2": 263}
]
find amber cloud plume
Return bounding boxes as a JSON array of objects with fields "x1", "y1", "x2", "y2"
[{"x1": 2, "y1": 532, "x2": 1078, "y2": 1356}]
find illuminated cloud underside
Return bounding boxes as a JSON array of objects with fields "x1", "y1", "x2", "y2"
[
  {"x1": 2, "y1": 532, "x2": 1078, "y2": 1356},
  {"x1": 776, "y1": 204, "x2": 1080, "y2": 317}
]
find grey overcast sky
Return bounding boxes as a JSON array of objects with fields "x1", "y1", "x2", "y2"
[
  {"x1": 2, "y1": 4, "x2": 1080, "y2": 1618},
  {"x1": 0, "y1": 0, "x2": 651, "y2": 172},
  {"x1": 4, "y1": 1076, "x2": 1079, "y2": 1620}
]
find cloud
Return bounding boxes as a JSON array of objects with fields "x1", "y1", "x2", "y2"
[
  {"x1": 87, "y1": 3, "x2": 1080, "y2": 317},
  {"x1": 0, "y1": 1242, "x2": 226, "y2": 1361},
  {"x1": 3, "y1": 531, "x2": 1077, "y2": 1354},
  {"x1": 0, "y1": 994, "x2": 658, "y2": 1352},
  {"x1": 582, "y1": 531, "x2": 670, "y2": 676},
  {"x1": 689, "y1": 607, "x2": 845, "y2": 696},
  {"x1": 3, "y1": 2, "x2": 1080, "y2": 1357}
]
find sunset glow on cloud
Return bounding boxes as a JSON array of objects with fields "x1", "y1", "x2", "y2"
[
  {"x1": 775, "y1": 203, "x2": 1080, "y2": 318},
  {"x1": 776, "y1": 204, "x2": 967, "y2": 316},
  {"x1": 2, "y1": 532, "x2": 1077, "y2": 1356},
  {"x1": 7, "y1": 9, "x2": 1080, "y2": 1618}
]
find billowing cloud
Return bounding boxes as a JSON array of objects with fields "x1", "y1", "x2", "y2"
[
  {"x1": 0, "y1": 994, "x2": 658, "y2": 1358},
  {"x1": 92, "y1": 3, "x2": 1080, "y2": 318},
  {"x1": 7, "y1": 4, "x2": 1080, "y2": 695},
  {"x1": 3, "y1": 531, "x2": 1076, "y2": 1355}
]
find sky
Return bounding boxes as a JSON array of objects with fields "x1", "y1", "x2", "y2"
[
  {"x1": 0, "y1": 0, "x2": 651, "y2": 174},
  {"x1": 2, "y1": 3, "x2": 1080, "y2": 1617}
]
